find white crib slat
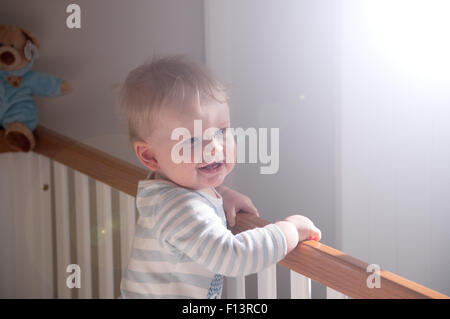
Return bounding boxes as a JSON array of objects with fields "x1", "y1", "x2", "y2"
[
  {"x1": 119, "y1": 192, "x2": 136, "y2": 274},
  {"x1": 226, "y1": 277, "x2": 246, "y2": 299},
  {"x1": 53, "y1": 162, "x2": 72, "y2": 299},
  {"x1": 257, "y1": 265, "x2": 277, "y2": 298},
  {"x1": 28, "y1": 153, "x2": 40, "y2": 297},
  {"x1": 28, "y1": 153, "x2": 42, "y2": 297},
  {"x1": 290, "y1": 271, "x2": 311, "y2": 299},
  {"x1": 96, "y1": 181, "x2": 114, "y2": 299},
  {"x1": 326, "y1": 287, "x2": 348, "y2": 299},
  {"x1": 74, "y1": 171, "x2": 92, "y2": 298},
  {"x1": 37, "y1": 155, "x2": 54, "y2": 298}
]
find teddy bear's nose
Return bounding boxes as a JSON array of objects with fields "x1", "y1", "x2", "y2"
[{"x1": 0, "y1": 51, "x2": 15, "y2": 65}]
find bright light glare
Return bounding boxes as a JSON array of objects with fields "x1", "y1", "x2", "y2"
[{"x1": 364, "y1": 0, "x2": 450, "y2": 84}]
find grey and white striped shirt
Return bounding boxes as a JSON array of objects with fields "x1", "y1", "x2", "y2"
[{"x1": 120, "y1": 178, "x2": 287, "y2": 299}]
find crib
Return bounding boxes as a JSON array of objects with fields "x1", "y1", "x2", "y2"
[{"x1": 0, "y1": 126, "x2": 448, "y2": 299}]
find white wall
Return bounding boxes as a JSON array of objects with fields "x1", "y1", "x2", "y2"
[
  {"x1": 338, "y1": 0, "x2": 450, "y2": 295},
  {"x1": 205, "y1": 0, "x2": 339, "y2": 298},
  {"x1": 205, "y1": 0, "x2": 450, "y2": 297}
]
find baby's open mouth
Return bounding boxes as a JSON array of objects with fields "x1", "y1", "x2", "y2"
[{"x1": 197, "y1": 162, "x2": 223, "y2": 173}]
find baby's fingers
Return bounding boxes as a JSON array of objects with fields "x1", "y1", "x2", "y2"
[
  {"x1": 241, "y1": 201, "x2": 259, "y2": 217},
  {"x1": 308, "y1": 228, "x2": 322, "y2": 241},
  {"x1": 225, "y1": 207, "x2": 237, "y2": 228}
]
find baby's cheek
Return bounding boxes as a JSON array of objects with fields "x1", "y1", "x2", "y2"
[
  {"x1": 225, "y1": 161, "x2": 235, "y2": 175},
  {"x1": 178, "y1": 162, "x2": 197, "y2": 175},
  {"x1": 172, "y1": 164, "x2": 201, "y2": 188}
]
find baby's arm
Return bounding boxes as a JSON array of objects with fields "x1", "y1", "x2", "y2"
[
  {"x1": 215, "y1": 186, "x2": 321, "y2": 251},
  {"x1": 153, "y1": 195, "x2": 321, "y2": 277}
]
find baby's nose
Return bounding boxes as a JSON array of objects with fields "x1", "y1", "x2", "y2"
[
  {"x1": 206, "y1": 137, "x2": 224, "y2": 160},
  {"x1": 212, "y1": 136, "x2": 224, "y2": 149}
]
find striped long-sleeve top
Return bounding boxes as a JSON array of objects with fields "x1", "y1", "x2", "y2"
[{"x1": 120, "y1": 177, "x2": 287, "y2": 299}]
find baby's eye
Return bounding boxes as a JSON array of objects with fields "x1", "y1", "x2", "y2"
[
  {"x1": 215, "y1": 128, "x2": 227, "y2": 136},
  {"x1": 184, "y1": 136, "x2": 200, "y2": 145}
]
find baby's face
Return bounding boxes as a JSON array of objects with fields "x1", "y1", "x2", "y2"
[{"x1": 142, "y1": 100, "x2": 235, "y2": 190}]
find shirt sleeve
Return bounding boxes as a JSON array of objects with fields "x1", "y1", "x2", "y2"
[
  {"x1": 147, "y1": 188, "x2": 288, "y2": 277},
  {"x1": 27, "y1": 71, "x2": 62, "y2": 96}
]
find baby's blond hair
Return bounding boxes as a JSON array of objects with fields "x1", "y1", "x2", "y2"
[{"x1": 119, "y1": 55, "x2": 229, "y2": 142}]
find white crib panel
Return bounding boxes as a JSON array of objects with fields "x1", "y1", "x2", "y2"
[
  {"x1": 290, "y1": 271, "x2": 311, "y2": 299},
  {"x1": 11, "y1": 153, "x2": 36, "y2": 297},
  {"x1": 95, "y1": 181, "x2": 114, "y2": 299},
  {"x1": 0, "y1": 153, "x2": 15, "y2": 298},
  {"x1": 53, "y1": 161, "x2": 72, "y2": 299},
  {"x1": 37, "y1": 155, "x2": 54, "y2": 298},
  {"x1": 257, "y1": 265, "x2": 277, "y2": 298},
  {"x1": 225, "y1": 277, "x2": 246, "y2": 299},
  {"x1": 326, "y1": 287, "x2": 348, "y2": 299},
  {"x1": 74, "y1": 171, "x2": 92, "y2": 298},
  {"x1": 119, "y1": 192, "x2": 136, "y2": 274}
]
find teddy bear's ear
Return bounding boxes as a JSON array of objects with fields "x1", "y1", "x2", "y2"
[{"x1": 20, "y1": 27, "x2": 40, "y2": 50}]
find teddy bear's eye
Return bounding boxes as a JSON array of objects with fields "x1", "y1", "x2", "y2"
[
  {"x1": 0, "y1": 43, "x2": 3, "y2": 47},
  {"x1": 10, "y1": 44, "x2": 14, "y2": 48}
]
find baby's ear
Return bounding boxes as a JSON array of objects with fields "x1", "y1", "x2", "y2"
[
  {"x1": 134, "y1": 141, "x2": 159, "y2": 171},
  {"x1": 21, "y1": 27, "x2": 40, "y2": 50}
]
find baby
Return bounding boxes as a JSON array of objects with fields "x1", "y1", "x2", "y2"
[{"x1": 119, "y1": 55, "x2": 321, "y2": 299}]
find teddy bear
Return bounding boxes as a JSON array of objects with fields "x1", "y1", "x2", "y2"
[{"x1": 0, "y1": 24, "x2": 72, "y2": 152}]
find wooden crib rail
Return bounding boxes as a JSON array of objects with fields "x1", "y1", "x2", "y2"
[
  {"x1": 1, "y1": 126, "x2": 148, "y2": 196},
  {"x1": 1, "y1": 125, "x2": 448, "y2": 299},
  {"x1": 230, "y1": 213, "x2": 448, "y2": 299}
]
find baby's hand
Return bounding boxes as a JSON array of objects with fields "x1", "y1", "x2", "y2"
[
  {"x1": 284, "y1": 215, "x2": 321, "y2": 241},
  {"x1": 217, "y1": 186, "x2": 259, "y2": 227}
]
